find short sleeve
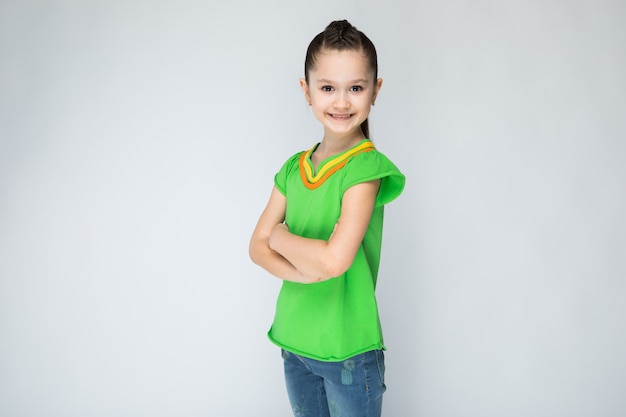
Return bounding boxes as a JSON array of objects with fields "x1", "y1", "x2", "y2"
[
  {"x1": 274, "y1": 152, "x2": 303, "y2": 196},
  {"x1": 341, "y1": 150, "x2": 406, "y2": 207}
]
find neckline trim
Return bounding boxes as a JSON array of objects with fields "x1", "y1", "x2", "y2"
[{"x1": 299, "y1": 140, "x2": 375, "y2": 189}]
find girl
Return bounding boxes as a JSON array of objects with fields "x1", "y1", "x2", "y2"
[{"x1": 249, "y1": 20, "x2": 405, "y2": 417}]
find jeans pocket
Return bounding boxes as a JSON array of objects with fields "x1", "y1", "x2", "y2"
[{"x1": 375, "y1": 350, "x2": 386, "y2": 390}]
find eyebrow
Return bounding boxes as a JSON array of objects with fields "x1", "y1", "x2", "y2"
[{"x1": 317, "y1": 78, "x2": 369, "y2": 84}]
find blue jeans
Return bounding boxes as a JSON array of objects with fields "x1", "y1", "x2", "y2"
[{"x1": 282, "y1": 349, "x2": 386, "y2": 417}]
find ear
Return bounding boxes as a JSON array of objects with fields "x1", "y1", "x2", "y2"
[
  {"x1": 299, "y1": 78, "x2": 311, "y2": 105},
  {"x1": 371, "y1": 77, "x2": 383, "y2": 105}
]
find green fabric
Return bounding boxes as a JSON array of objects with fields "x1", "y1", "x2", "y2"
[{"x1": 268, "y1": 139, "x2": 405, "y2": 361}]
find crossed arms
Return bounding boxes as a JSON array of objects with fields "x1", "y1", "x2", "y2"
[{"x1": 249, "y1": 180, "x2": 380, "y2": 284}]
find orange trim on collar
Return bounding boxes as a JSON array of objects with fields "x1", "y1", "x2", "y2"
[{"x1": 299, "y1": 141, "x2": 375, "y2": 189}]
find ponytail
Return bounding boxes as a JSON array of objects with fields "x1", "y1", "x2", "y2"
[{"x1": 360, "y1": 119, "x2": 370, "y2": 139}]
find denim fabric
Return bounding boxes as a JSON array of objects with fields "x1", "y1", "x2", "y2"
[{"x1": 282, "y1": 349, "x2": 386, "y2": 417}]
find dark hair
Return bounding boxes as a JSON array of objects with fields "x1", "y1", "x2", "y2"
[{"x1": 304, "y1": 20, "x2": 378, "y2": 139}]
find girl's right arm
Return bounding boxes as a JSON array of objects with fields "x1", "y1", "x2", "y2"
[{"x1": 249, "y1": 186, "x2": 321, "y2": 284}]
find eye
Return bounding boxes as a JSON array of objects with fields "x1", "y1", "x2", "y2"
[
  {"x1": 321, "y1": 85, "x2": 333, "y2": 92},
  {"x1": 350, "y1": 85, "x2": 364, "y2": 92}
]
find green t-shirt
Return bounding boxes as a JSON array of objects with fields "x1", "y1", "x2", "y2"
[{"x1": 268, "y1": 139, "x2": 405, "y2": 361}]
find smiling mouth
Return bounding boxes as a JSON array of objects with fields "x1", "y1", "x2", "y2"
[{"x1": 329, "y1": 113, "x2": 353, "y2": 120}]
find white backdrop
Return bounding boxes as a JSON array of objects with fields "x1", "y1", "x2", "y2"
[{"x1": 1, "y1": 1, "x2": 625, "y2": 416}]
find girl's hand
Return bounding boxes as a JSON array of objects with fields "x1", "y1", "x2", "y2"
[
  {"x1": 273, "y1": 223, "x2": 289, "y2": 233},
  {"x1": 269, "y1": 223, "x2": 289, "y2": 250},
  {"x1": 329, "y1": 222, "x2": 339, "y2": 239}
]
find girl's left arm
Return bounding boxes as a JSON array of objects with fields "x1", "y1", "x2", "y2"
[
  {"x1": 268, "y1": 179, "x2": 380, "y2": 280},
  {"x1": 249, "y1": 186, "x2": 319, "y2": 284}
]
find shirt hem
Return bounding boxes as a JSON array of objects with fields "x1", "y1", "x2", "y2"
[{"x1": 267, "y1": 331, "x2": 386, "y2": 362}]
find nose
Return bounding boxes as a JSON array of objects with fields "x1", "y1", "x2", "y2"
[{"x1": 333, "y1": 91, "x2": 350, "y2": 109}]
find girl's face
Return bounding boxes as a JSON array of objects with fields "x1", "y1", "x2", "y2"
[{"x1": 301, "y1": 49, "x2": 382, "y2": 141}]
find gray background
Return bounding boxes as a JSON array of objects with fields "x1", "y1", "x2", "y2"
[{"x1": 1, "y1": 1, "x2": 625, "y2": 416}]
